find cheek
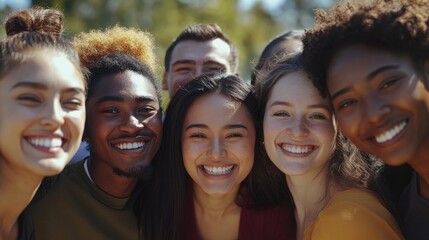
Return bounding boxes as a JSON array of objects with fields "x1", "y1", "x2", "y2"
[{"x1": 67, "y1": 111, "x2": 86, "y2": 134}]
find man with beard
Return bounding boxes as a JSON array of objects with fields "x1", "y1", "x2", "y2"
[{"x1": 21, "y1": 26, "x2": 162, "y2": 239}]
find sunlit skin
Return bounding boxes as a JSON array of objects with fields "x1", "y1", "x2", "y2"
[
  {"x1": 182, "y1": 93, "x2": 255, "y2": 195},
  {"x1": 182, "y1": 92, "x2": 255, "y2": 239},
  {"x1": 263, "y1": 71, "x2": 337, "y2": 177},
  {"x1": 263, "y1": 70, "x2": 337, "y2": 239},
  {"x1": 327, "y1": 45, "x2": 429, "y2": 169},
  {"x1": 0, "y1": 50, "x2": 86, "y2": 177},
  {"x1": 86, "y1": 70, "x2": 162, "y2": 197},
  {"x1": 0, "y1": 50, "x2": 85, "y2": 239},
  {"x1": 163, "y1": 39, "x2": 233, "y2": 97}
]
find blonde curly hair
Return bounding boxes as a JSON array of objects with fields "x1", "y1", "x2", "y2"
[{"x1": 72, "y1": 25, "x2": 157, "y2": 72}]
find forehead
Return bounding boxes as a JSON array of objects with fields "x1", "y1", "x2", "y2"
[
  {"x1": 89, "y1": 70, "x2": 157, "y2": 100},
  {"x1": 328, "y1": 44, "x2": 414, "y2": 88},
  {"x1": 2, "y1": 50, "x2": 84, "y2": 89},
  {"x1": 269, "y1": 71, "x2": 330, "y2": 107},
  {"x1": 170, "y1": 39, "x2": 231, "y2": 65},
  {"x1": 185, "y1": 93, "x2": 252, "y2": 125}
]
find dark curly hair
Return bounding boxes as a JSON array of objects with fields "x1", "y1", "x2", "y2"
[{"x1": 303, "y1": 0, "x2": 429, "y2": 97}]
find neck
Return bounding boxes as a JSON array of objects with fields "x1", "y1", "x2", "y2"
[
  {"x1": 408, "y1": 138, "x2": 429, "y2": 200},
  {"x1": 192, "y1": 183, "x2": 240, "y2": 218},
  {"x1": 0, "y1": 159, "x2": 43, "y2": 239},
  {"x1": 286, "y1": 170, "x2": 337, "y2": 239},
  {"x1": 88, "y1": 158, "x2": 137, "y2": 198}
]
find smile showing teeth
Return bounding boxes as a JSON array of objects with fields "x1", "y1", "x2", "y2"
[
  {"x1": 281, "y1": 144, "x2": 313, "y2": 154},
  {"x1": 28, "y1": 137, "x2": 62, "y2": 149},
  {"x1": 375, "y1": 121, "x2": 407, "y2": 144},
  {"x1": 115, "y1": 142, "x2": 145, "y2": 150},
  {"x1": 203, "y1": 165, "x2": 234, "y2": 175}
]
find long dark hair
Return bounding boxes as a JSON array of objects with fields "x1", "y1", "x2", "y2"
[{"x1": 140, "y1": 73, "x2": 261, "y2": 240}]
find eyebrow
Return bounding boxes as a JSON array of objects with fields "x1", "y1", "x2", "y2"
[
  {"x1": 95, "y1": 95, "x2": 157, "y2": 105},
  {"x1": 331, "y1": 65, "x2": 399, "y2": 101},
  {"x1": 185, "y1": 123, "x2": 248, "y2": 131},
  {"x1": 172, "y1": 60, "x2": 195, "y2": 66},
  {"x1": 172, "y1": 59, "x2": 226, "y2": 67},
  {"x1": 12, "y1": 82, "x2": 85, "y2": 95},
  {"x1": 269, "y1": 101, "x2": 330, "y2": 111},
  {"x1": 12, "y1": 82, "x2": 47, "y2": 90}
]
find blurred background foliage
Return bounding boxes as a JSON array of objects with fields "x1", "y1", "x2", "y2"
[{"x1": 0, "y1": 0, "x2": 334, "y2": 104}]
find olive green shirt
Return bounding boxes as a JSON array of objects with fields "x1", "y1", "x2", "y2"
[{"x1": 21, "y1": 160, "x2": 138, "y2": 240}]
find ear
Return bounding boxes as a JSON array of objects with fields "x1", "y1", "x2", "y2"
[
  {"x1": 423, "y1": 60, "x2": 429, "y2": 90},
  {"x1": 162, "y1": 72, "x2": 168, "y2": 90}
]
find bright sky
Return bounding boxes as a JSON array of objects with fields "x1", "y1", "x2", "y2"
[
  {"x1": 0, "y1": 0, "x2": 30, "y2": 9},
  {"x1": 238, "y1": 0, "x2": 284, "y2": 11},
  {"x1": 1, "y1": 0, "x2": 284, "y2": 12}
]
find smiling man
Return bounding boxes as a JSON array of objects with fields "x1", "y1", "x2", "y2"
[
  {"x1": 163, "y1": 23, "x2": 239, "y2": 97},
  {"x1": 21, "y1": 27, "x2": 162, "y2": 239}
]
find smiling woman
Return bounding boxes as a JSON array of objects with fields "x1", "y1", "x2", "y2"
[
  {"x1": 141, "y1": 73, "x2": 296, "y2": 240},
  {"x1": 254, "y1": 52, "x2": 403, "y2": 240},
  {"x1": 303, "y1": 0, "x2": 429, "y2": 239},
  {"x1": 0, "y1": 7, "x2": 86, "y2": 239}
]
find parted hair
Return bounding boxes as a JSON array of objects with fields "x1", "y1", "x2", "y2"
[
  {"x1": 0, "y1": 7, "x2": 82, "y2": 80},
  {"x1": 303, "y1": 0, "x2": 429, "y2": 97},
  {"x1": 164, "y1": 23, "x2": 238, "y2": 73}
]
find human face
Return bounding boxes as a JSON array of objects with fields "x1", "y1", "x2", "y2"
[
  {"x1": 86, "y1": 70, "x2": 162, "y2": 177},
  {"x1": 182, "y1": 93, "x2": 255, "y2": 195},
  {"x1": 0, "y1": 50, "x2": 85, "y2": 176},
  {"x1": 263, "y1": 71, "x2": 337, "y2": 177},
  {"x1": 327, "y1": 44, "x2": 429, "y2": 167},
  {"x1": 163, "y1": 39, "x2": 233, "y2": 97}
]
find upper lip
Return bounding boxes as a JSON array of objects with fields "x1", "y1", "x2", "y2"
[{"x1": 110, "y1": 134, "x2": 153, "y2": 145}]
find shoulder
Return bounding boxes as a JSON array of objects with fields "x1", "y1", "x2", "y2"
[{"x1": 311, "y1": 188, "x2": 404, "y2": 240}]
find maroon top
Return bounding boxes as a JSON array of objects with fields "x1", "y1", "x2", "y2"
[{"x1": 184, "y1": 187, "x2": 296, "y2": 240}]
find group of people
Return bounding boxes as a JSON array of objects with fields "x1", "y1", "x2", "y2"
[{"x1": 0, "y1": 0, "x2": 428, "y2": 239}]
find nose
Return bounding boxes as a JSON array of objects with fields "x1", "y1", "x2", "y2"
[
  {"x1": 119, "y1": 113, "x2": 144, "y2": 133},
  {"x1": 286, "y1": 116, "x2": 310, "y2": 140},
  {"x1": 364, "y1": 94, "x2": 391, "y2": 124},
  {"x1": 207, "y1": 137, "x2": 226, "y2": 160},
  {"x1": 40, "y1": 100, "x2": 65, "y2": 129}
]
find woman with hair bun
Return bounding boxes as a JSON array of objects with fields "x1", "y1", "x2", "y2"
[{"x1": 0, "y1": 7, "x2": 86, "y2": 239}]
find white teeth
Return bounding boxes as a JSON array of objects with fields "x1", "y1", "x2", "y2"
[
  {"x1": 375, "y1": 121, "x2": 407, "y2": 143},
  {"x1": 203, "y1": 165, "x2": 234, "y2": 175},
  {"x1": 29, "y1": 137, "x2": 62, "y2": 148},
  {"x1": 282, "y1": 144, "x2": 312, "y2": 154},
  {"x1": 115, "y1": 142, "x2": 144, "y2": 150}
]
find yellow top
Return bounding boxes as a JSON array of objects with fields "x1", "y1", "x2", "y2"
[{"x1": 304, "y1": 188, "x2": 404, "y2": 240}]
